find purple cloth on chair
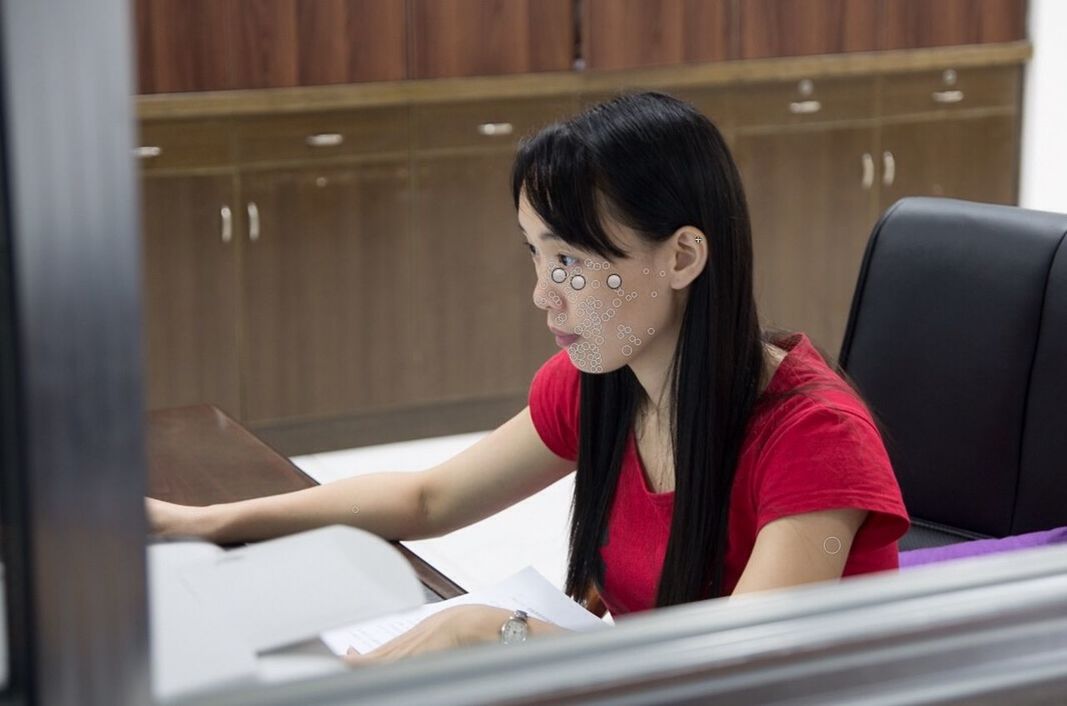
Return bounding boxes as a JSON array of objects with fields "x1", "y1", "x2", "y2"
[{"x1": 900, "y1": 527, "x2": 1067, "y2": 568}]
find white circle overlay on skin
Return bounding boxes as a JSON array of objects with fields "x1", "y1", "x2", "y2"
[{"x1": 533, "y1": 250, "x2": 672, "y2": 374}]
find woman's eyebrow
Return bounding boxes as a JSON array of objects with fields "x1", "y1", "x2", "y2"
[{"x1": 517, "y1": 224, "x2": 564, "y2": 242}]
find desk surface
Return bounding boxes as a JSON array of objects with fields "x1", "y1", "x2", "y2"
[{"x1": 145, "y1": 404, "x2": 465, "y2": 600}]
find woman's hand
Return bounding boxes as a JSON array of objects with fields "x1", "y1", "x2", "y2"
[
  {"x1": 343, "y1": 605, "x2": 511, "y2": 666},
  {"x1": 145, "y1": 497, "x2": 216, "y2": 540}
]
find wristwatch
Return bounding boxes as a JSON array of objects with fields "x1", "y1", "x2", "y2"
[{"x1": 499, "y1": 609, "x2": 529, "y2": 645}]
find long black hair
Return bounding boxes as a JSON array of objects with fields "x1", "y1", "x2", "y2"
[{"x1": 512, "y1": 92, "x2": 766, "y2": 607}]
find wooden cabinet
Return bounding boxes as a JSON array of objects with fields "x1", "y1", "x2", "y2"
[
  {"x1": 141, "y1": 175, "x2": 242, "y2": 415},
  {"x1": 734, "y1": 126, "x2": 880, "y2": 354},
  {"x1": 580, "y1": 0, "x2": 731, "y2": 70},
  {"x1": 739, "y1": 0, "x2": 880, "y2": 59},
  {"x1": 408, "y1": 0, "x2": 573, "y2": 79},
  {"x1": 135, "y1": 0, "x2": 407, "y2": 93},
  {"x1": 881, "y1": 0, "x2": 1027, "y2": 50},
  {"x1": 239, "y1": 162, "x2": 417, "y2": 423}
]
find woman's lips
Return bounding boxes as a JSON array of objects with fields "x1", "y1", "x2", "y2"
[{"x1": 549, "y1": 327, "x2": 580, "y2": 347}]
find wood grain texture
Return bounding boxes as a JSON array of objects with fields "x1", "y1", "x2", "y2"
[
  {"x1": 147, "y1": 404, "x2": 465, "y2": 598},
  {"x1": 739, "y1": 0, "x2": 879, "y2": 59},
  {"x1": 135, "y1": 42, "x2": 1032, "y2": 118},
  {"x1": 239, "y1": 162, "x2": 418, "y2": 422},
  {"x1": 142, "y1": 0, "x2": 234, "y2": 92},
  {"x1": 230, "y1": 0, "x2": 300, "y2": 88},
  {"x1": 582, "y1": 0, "x2": 731, "y2": 70},
  {"x1": 409, "y1": 149, "x2": 558, "y2": 402},
  {"x1": 409, "y1": 0, "x2": 573, "y2": 79},
  {"x1": 881, "y1": 113, "x2": 1018, "y2": 205},
  {"x1": 295, "y1": 0, "x2": 407, "y2": 85},
  {"x1": 141, "y1": 175, "x2": 242, "y2": 416},
  {"x1": 881, "y1": 0, "x2": 1027, "y2": 50},
  {"x1": 733, "y1": 126, "x2": 880, "y2": 353}
]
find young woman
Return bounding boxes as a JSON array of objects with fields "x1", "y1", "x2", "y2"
[{"x1": 147, "y1": 92, "x2": 909, "y2": 665}]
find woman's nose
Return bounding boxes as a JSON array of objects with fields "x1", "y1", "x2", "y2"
[{"x1": 533, "y1": 276, "x2": 561, "y2": 312}]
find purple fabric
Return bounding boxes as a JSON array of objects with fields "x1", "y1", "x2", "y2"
[{"x1": 900, "y1": 526, "x2": 1067, "y2": 569}]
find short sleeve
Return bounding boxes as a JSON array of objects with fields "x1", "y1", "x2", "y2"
[
  {"x1": 753, "y1": 406, "x2": 911, "y2": 552},
  {"x1": 528, "y1": 350, "x2": 582, "y2": 462}
]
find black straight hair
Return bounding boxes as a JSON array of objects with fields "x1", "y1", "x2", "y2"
[{"x1": 512, "y1": 92, "x2": 768, "y2": 607}]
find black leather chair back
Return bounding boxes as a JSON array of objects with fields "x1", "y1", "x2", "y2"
[{"x1": 838, "y1": 198, "x2": 1067, "y2": 549}]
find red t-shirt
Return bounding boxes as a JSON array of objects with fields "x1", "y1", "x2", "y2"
[{"x1": 528, "y1": 332, "x2": 910, "y2": 616}]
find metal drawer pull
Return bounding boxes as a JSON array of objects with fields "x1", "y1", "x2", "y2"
[
  {"x1": 220, "y1": 206, "x2": 232, "y2": 244},
  {"x1": 932, "y1": 90, "x2": 964, "y2": 104},
  {"x1": 305, "y1": 133, "x2": 344, "y2": 147},
  {"x1": 883, "y1": 151, "x2": 896, "y2": 187},
  {"x1": 477, "y1": 122, "x2": 514, "y2": 136},
  {"x1": 247, "y1": 202, "x2": 260, "y2": 242},
  {"x1": 788, "y1": 100, "x2": 822, "y2": 115},
  {"x1": 861, "y1": 153, "x2": 874, "y2": 190},
  {"x1": 134, "y1": 145, "x2": 162, "y2": 159}
]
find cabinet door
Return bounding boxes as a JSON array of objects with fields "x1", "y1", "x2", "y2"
[
  {"x1": 881, "y1": 114, "x2": 1018, "y2": 206},
  {"x1": 410, "y1": 153, "x2": 557, "y2": 403},
  {"x1": 582, "y1": 0, "x2": 731, "y2": 70},
  {"x1": 880, "y1": 0, "x2": 1027, "y2": 49},
  {"x1": 136, "y1": 0, "x2": 233, "y2": 93},
  {"x1": 239, "y1": 162, "x2": 416, "y2": 423},
  {"x1": 141, "y1": 175, "x2": 241, "y2": 415},
  {"x1": 733, "y1": 127, "x2": 881, "y2": 354},
  {"x1": 409, "y1": 0, "x2": 573, "y2": 78},
  {"x1": 739, "y1": 0, "x2": 879, "y2": 59}
]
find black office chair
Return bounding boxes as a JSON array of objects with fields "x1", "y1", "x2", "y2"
[{"x1": 838, "y1": 197, "x2": 1067, "y2": 551}]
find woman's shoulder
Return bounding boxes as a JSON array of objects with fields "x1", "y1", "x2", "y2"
[{"x1": 754, "y1": 332, "x2": 878, "y2": 437}]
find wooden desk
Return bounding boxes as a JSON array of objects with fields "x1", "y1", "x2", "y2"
[{"x1": 145, "y1": 404, "x2": 465, "y2": 600}]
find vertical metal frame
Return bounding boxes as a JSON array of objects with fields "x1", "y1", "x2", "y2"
[{"x1": 0, "y1": 0, "x2": 150, "y2": 703}]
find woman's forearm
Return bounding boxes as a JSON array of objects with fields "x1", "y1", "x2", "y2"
[{"x1": 204, "y1": 471, "x2": 431, "y2": 545}]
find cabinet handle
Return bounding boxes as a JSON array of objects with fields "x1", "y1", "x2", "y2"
[
  {"x1": 477, "y1": 122, "x2": 514, "y2": 136},
  {"x1": 220, "y1": 205, "x2": 232, "y2": 243},
  {"x1": 247, "y1": 202, "x2": 260, "y2": 242},
  {"x1": 305, "y1": 133, "x2": 344, "y2": 147},
  {"x1": 788, "y1": 100, "x2": 822, "y2": 115},
  {"x1": 861, "y1": 153, "x2": 874, "y2": 190},
  {"x1": 882, "y1": 151, "x2": 896, "y2": 187},
  {"x1": 932, "y1": 90, "x2": 964, "y2": 104},
  {"x1": 134, "y1": 145, "x2": 162, "y2": 159}
]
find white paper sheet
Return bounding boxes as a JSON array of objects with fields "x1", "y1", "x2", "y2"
[
  {"x1": 319, "y1": 566, "x2": 610, "y2": 656},
  {"x1": 177, "y1": 525, "x2": 425, "y2": 652}
]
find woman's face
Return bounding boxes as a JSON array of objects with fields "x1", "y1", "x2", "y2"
[{"x1": 518, "y1": 193, "x2": 679, "y2": 374}]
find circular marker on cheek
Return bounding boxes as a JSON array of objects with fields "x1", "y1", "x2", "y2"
[
  {"x1": 570, "y1": 275, "x2": 586, "y2": 290},
  {"x1": 606, "y1": 273, "x2": 622, "y2": 289},
  {"x1": 551, "y1": 267, "x2": 567, "y2": 284}
]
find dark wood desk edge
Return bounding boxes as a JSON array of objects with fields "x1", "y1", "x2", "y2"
[
  {"x1": 150, "y1": 404, "x2": 467, "y2": 600},
  {"x1": 241, "y1": 409, "x2": 468, "y2": 599}
]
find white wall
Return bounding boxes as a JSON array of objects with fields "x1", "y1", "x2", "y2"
[{"x1": 1019, "y1": 0, "x2": 1067, "y2": 215}]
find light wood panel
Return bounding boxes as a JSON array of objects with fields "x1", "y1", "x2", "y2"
[
  {"x1": 733, "y1": 127, "x2": 881, "y2": 354},
  {"x1": 239, "y1": 162, "x2": 417, "y2": 422},
  {"x1": 141, "y1": 175, "x2": 242, "y2": 415}
]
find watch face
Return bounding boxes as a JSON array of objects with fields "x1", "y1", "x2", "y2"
[{"x1": 502, "y1": 618, "x2": 528, "y2": 644}]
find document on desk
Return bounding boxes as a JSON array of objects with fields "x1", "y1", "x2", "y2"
[{"x1": 319, "y1": 565, "x2": 610, "y2": 656}]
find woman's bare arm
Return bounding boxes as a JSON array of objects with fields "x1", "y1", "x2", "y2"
[{"x1": 147, "y1": 405, "x2": 575, "y2": 545}]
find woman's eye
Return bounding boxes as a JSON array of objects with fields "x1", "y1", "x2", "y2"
[
  {"x1": 558, "y1": 254, "x2": 578, "y2": 267},
  {"x1": 525, "y1": 242, "x2": 536, "y2": 256}
]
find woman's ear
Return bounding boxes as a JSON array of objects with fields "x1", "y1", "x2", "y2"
[{"x1": 667, "y1": 226, "x2": 709, "y2": 290}]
